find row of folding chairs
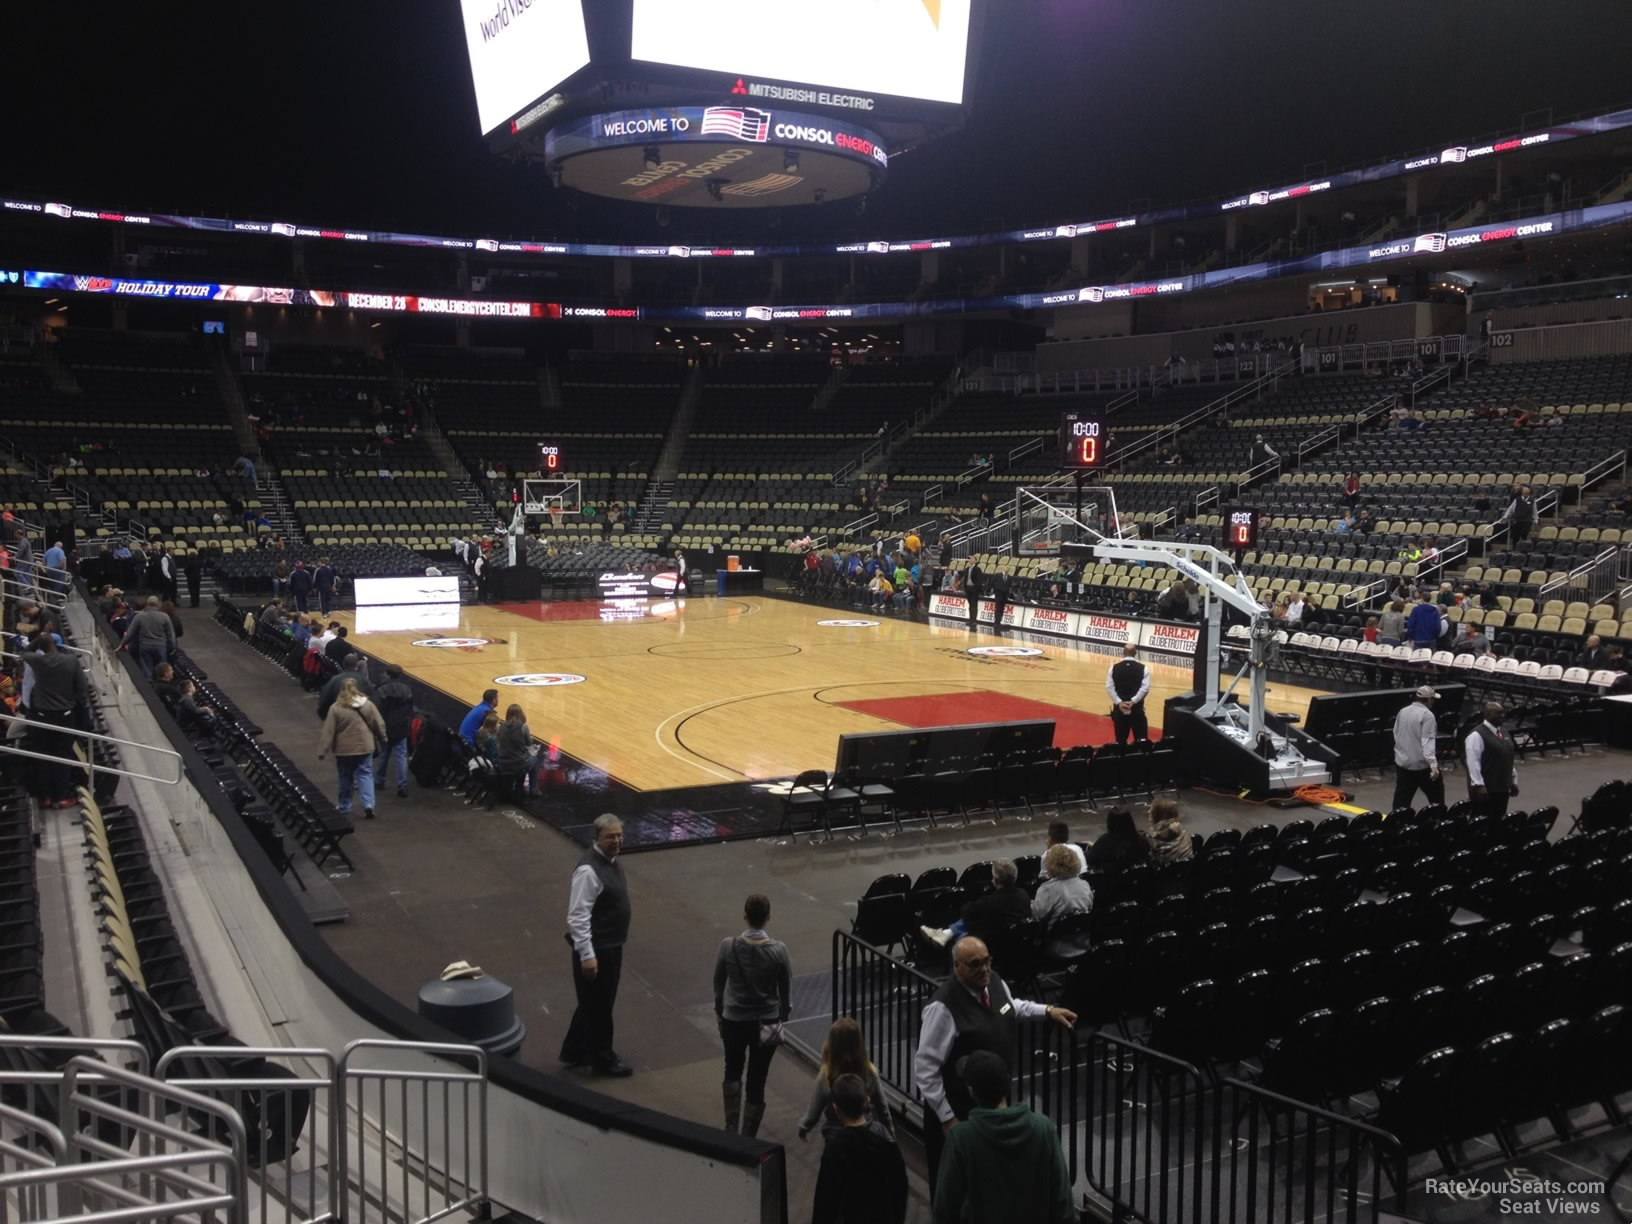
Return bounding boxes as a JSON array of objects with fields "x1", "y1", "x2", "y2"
[
  {"x1": 82, "y1": 788, "x2": 226, "y2": 1043},
  {"x1": 1373, "y1": 1004, "x2": 1630, "y2": 1175},
  {"x1": 236, "y1": 741, "x2": 355, "y2": 872},
  {"x1": 782, "y1": 745, "x2": 1179, "y2": 841},
  {"x1": 1281, "y1": 629, "x2": 1622, "y2": 688}
]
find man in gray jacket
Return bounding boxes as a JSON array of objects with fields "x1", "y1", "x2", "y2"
[
  {"x1": 1391, "y1": 685, "x2": 1443, "y2": 811},
  {"x1": 120, "y1": 596, "x2": 176, "y2": 679},
  {"x1": 22, "y1": 634, "x2": 90, "y2": 807}
]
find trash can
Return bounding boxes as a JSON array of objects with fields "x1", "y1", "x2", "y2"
[{"x1": 417, "y1": 970, "x2": 526, "y2": 1058}]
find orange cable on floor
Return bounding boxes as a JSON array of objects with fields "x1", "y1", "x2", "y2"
[{"x1": 1292, "y1": 784, "x2": 1348, "y2": 806}]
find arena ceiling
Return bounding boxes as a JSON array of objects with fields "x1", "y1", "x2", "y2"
[{"x1": 10, "y1": 1, "x2": 1632, "y2": 246}]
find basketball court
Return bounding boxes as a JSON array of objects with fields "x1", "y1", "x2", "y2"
[{"x1": 333, "y1": 594, "x2": 1329, "y2": 793}]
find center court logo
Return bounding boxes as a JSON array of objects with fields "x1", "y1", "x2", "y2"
[
  {"x1": 412, "y1": 638, "x2": 499, "y2": 651},
  {"x1": 967, "y1": 646, "x2": 1045, "y2": 657},
  {"x1": 818, "y1": 619, "x2": 880, "y2": 627},
  {"x1": 494, "y1": 673, "x2": 587, "y2": 687}
]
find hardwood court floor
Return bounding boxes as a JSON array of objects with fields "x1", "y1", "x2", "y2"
[{"x1": 335, "y1": 597, "x2": 1332, "y2": 792}]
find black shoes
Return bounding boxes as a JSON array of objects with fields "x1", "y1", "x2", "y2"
[
  {"x1": 396, "y1": 786, "x2": 408, "y2": 799},
  {"x1": 364, "y1": 808, "x2": 375, "y2": 820}
]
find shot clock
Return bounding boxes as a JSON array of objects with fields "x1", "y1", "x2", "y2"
[
  {"x1": 1226, "y1": 507, "x2": 1261, "y2": 551},
  {"x1": 539, "y1": 444, "x2": 562, "y2": 472},
  {"x1": 1060, "y1": 413, "x2": 1107, "y2": 469}
]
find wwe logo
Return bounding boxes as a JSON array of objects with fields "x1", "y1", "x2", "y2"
[{"x1": 700, "y1": 106, "x2": 771, "y2": 142}]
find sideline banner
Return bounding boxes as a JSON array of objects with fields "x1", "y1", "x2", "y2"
[{"x1": 928, "y1": 594, "x2": 1200, "y2": 657}]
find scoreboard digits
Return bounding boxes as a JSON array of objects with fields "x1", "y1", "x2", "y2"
[
  {"x1": 1226, "y1": 507, "x2": 1260, "y2": 551},
  {"x1": 1060, "y1": 413, "x2": 1106, "y2": 469},
  {"x1": 539, "y1": 444, "x2": 562, "y2": 472}
]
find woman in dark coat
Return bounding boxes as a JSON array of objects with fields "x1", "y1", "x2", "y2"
[{"x1": 1086, "y1": 806, "x2": 1150, "y2": 868}]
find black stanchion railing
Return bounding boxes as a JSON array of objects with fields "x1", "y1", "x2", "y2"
[
  {"x1": 1211, "y1": 1079, "x2": 1407, "y2": 1224},
  {"x1": 831, "y1": 931, "x2": 939, "y2": 1110},
  {"x1": 1084, "y1": 1030, "x2": 1208, "y2": 1224}
]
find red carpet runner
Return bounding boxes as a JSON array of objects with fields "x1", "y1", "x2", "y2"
[{"x1": 835, "y1": 689, "x2": 1162, "y2": 750}]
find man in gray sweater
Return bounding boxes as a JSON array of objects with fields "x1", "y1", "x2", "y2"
[
  {"x1": 120, "y1": 596, "x2": 176, "y2": 679},
  {"x1": 22, "y1": 634, "x2": 90, "y2": 808}
]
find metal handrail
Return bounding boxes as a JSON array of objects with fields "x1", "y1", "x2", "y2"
[
  {"x1": 1106, "y1": 387, "x2": 1139, "y2": 414},
  {"x1": 1343, "y1": 577, "x2": 1389, "y2": 609},
  {"x1": 1008, "y1": 437, "x2": 1044, "y2": 464},
  {"x1": 57, "y1": 1054, "x2": 249, "y2": 1223},
  {"x1": 1297, "y1": 424, "x2": 1341, "y2": 462},
  {"x1": 1354, "y1": 393, "x2": 1399, "y2": 435},
  {"x1": 954, "y1": 461, "x2": 993, "y2": 488},
  {"x1": 0, "y1": 642, "x2": 94, "y2": 659},
  {"x1": 159, "y1": 1045, "x2": 341, "y2": 1224},
  {"x1": 0, "y1": 573, "x2": 65, "y2": 602},
  {"x1": 1581, "y1": 448, "x2": 1628, "y2": 493},
  {"x1": 1408, "y1": 363, "x2": 1453, "y2": 406},
  {"x1": 1108, "y1": 363, "x2": 1289, "y2": 471},
  {"x1": 0, "y1": 711, "x2": 184, "y2": 785},
  {"x1": 1540, "y1": 546, "x2": 1619, "y2": 598},
  {"x1": 1195, "y1": 484, "x2": 1221, "y2": 512},
  {"x1": 338, "y1": 1039, "x2": 488, "y2": 1224},
  {"x1": 1235, "y1": 455, "x2": 1282, "y2": 492},
  {"x1": 0, "y1": 1104, "x2": 69, "y2": 1222},
  {"x1": 836, "y1": 513, "x2": 879, "y2": 540},
  {"x1": 1414, "y1": 536, "x2": 1470, "y2": 585}
]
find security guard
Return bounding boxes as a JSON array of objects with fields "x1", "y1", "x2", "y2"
[
  {"x1": 1106, "y1": 643, "x2": 1151, "y2": 745},
  {"x1": 989, "y1": 568, "x2": 1010, "y2": 634}
]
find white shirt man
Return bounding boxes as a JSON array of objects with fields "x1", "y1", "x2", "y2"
[
  {"x1": 1284, "y1": 595, "x2": 1305, "y2": 625},
  {"x1": 1464, "y1": 703, "x2": 1517, "y2": 817}
]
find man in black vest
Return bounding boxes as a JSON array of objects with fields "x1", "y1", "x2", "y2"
[
  {"x1": 182, "y1": 551, "x2": 203, "y2": 608},
  {"x1": 989, "y1": 568, "x2": 1010, "y2": 635},
  {"x1": 1503, "y1": 484, "x2": 1535, "y2": 543},
  {"x1": 1464, "y1": 701, "x2": 1517, "y2": 818},
  {"x1": 314, "y1": 557, "x2": 338, "y2": 616},
  {"x1": 964, "y1": 563, "x2": 984, "y2": 632},
  {"x1": 912, "y1": 936, "x2": 1075, "y2": 1196},
  {"x1": 561, "y1": 814, "x2": 634, "y2": 1077},
  {"x1": 1105, "y1": 643, "x2": 1152, "y2": 745}
]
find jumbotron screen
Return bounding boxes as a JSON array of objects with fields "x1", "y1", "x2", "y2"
[
  {"x1": 630, "y1": 0, "x2": 972, "y2": 107},
  {"x1": 460, "y1": 0, "x2": 591, "y2": 134}
]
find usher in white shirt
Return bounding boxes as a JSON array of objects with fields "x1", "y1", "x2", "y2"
[
  {"x1": 913, "y1": 979, "x2": 1050, "y2": 1124},
  {"x1": 1464, "y1": 723, "x2": 1517, "y2": 788}
]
